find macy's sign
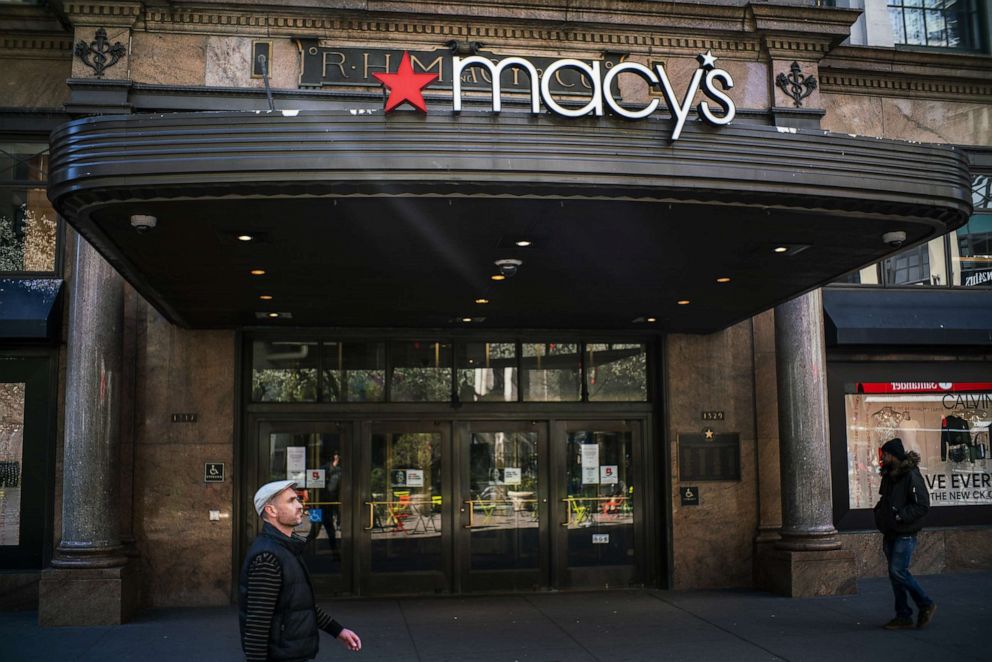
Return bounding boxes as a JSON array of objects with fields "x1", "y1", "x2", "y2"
[{"x1": 372, "y1": 50, "x2": 736, "y2": 142}]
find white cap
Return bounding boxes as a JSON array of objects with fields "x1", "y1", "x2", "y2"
[{"x1": 253, "y1": 479, "x2": 298, "y2": 516}]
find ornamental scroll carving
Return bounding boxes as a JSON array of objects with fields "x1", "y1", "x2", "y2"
[
  {"x1": 775, "y1": 61, "x2": 817, "y2": 108},
  {"x1": 74, "y1": 28, "x2": 127, "y2": 78}
]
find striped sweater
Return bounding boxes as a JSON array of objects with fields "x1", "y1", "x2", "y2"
[{"x1": 243, "y1": 551, "x2": 344, "y2": 661}]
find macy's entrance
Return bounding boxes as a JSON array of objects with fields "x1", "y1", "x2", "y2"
[{"x1": 244, "y1": 417, "x2": 654, "y2": 596}]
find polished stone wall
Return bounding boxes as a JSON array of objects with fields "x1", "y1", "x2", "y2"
[
  {"x1": 130, "y1": 299, "x2": 235, "y2": 607},
  {"x1": 667, "y1": 320, "x2": 759, "y2": 589}
]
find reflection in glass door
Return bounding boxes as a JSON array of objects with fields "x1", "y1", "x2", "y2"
[
  {"x1": 262, "y1": 424, "x2": 351, "y2": 594},
  {"x1": 362, "y1": 426, "x2": 447, "y2": 594},
  {"x1": 558, "y1": 423, "x2": 641, "y2": 588},
  {"x1": 458, "y1": 422, "x2": 547, "y2": 591}
]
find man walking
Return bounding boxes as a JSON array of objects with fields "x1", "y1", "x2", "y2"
[
  {"x1": 240, "y1": 480, "x2": 362, "y2": 660},
  {"x1": 873, "y1": 438, "x2": 936, "y2": 630}
]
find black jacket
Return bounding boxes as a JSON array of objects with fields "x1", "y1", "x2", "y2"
[
  {"x1": 874, "y1": 451, "x2": 930, "y2": 537},
  {"x1": 239, "y1": 522, "x2": 320, "y2": 661}
]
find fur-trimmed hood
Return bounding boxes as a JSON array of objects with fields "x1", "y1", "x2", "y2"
[{"x1": 884, "y1": 451, "x2": 921, "y2": 479}]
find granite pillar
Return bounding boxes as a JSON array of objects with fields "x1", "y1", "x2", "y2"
[
  {"x1": 759, "y1": 289, "x2": 857, "y2": 597},
  {"x1": 39, "y1": 236, "x2": 137, "y2": 626}
]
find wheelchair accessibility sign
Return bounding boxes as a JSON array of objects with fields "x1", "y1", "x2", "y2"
[{"x1": 204, "y1": 462, "x2": 225, "y2": 483}]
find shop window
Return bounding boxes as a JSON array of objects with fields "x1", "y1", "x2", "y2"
[
  {"x1": 456, "y1": 342, "x2": 517, "y2": 403},
  {"x1": 0, "y1": 383, "x2": 25, "y2": 546},
  {"x1": 585, "y1": 343, "x2": 647, "y2": 402},
  {"x1": 888, "y1": 0, "x2": 984, "y2": 51},
  {"x1": 521, "y1": 343, "x2": 581, "y2": 402},
  {"x1": 0, "y1": 142, "x2": 57, "y2": 273},
  {"x1": 322, "y1": 341, "x2": 385, "y2": 402},
  {"x1": 390, "y1": 341, "x2": 452, "y2": 402},
  {"x1": 844, "y1": 381, "x2": 992, "y2": 510},
  {"x1": 251, "y1": 341, "x2": 319, "y2": 402},
  {"x1": 950, "y1": 176, "x2": 992, "y2": 287}
]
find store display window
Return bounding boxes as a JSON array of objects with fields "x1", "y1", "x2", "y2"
[{"x1": 844, "y1": 382, "x2": 992, "y2": 509}]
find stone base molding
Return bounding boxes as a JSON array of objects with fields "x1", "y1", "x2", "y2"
[
  {"x1": 38, "y1": 562, "x2": 139, "y2": 626},
  {"x1": 757, "y1": 547, "x2": 858, "y2": 598}
]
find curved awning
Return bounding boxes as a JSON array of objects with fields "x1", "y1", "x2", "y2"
[{"x1": 47, "y1": 110, "x2": 972, "y2": 330}]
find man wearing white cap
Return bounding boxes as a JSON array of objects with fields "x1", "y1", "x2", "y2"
[{"x1": 239, "y1": 480, "x2": 362, "y2": 661}]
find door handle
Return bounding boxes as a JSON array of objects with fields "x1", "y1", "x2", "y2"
[{"x1": 363, "y1": 501, "x2": 375, "y2": 531}]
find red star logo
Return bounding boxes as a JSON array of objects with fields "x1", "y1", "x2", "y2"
[{"x1": 373, "y1": 52, "x2": 438, "y2": 113}]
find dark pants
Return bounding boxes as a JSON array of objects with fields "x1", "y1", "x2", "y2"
[{"x1": 883, "y1": 535, "x2": 932, "y2": 618}]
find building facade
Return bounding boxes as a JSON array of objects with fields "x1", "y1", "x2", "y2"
[{"x1": 0, "y1": 0, "x2": 989, "y2": 625}]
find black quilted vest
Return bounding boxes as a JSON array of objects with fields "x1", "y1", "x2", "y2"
[{"x1": 239, "y1": 522, "x2": 320, "y2": 661}]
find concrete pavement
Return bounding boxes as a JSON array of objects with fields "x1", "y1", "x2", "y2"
[{"x1": 1, "y1": 572, "x2": 988, "y2": 661}]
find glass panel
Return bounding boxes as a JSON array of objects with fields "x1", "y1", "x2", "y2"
[
  {"x1": 390, "y1": 341, "x2": 451, "y2": 402},
  {"x1": 0, "y1": 383, "x2": 25, "y2": 546},
  {"x1": 844, "y1": 382, "x2": 992, "y2": 508},
  {"x1": 973, "y1": 175, "x2": 991, "y2": 210},
  {"x1": 925, "y1": 10, "x2": 947, "y2": 45},
  {"x1": 889, "y1": 7, "x2": 907, "y2": 43},
  {"x1": 322, "y1": 341, "x2": 385, "y2": 402},
  {"x1": 369, "y1": 432, "x2": 442, "y2": 572},
  {"x1": 267, "y1": 432, "x2": 346, "y2": 573},
  {"x1": 0, "y1": 142, "x2": 47, "y2": 184},
  {"x1": 565, "y1": 430, "x2": 634, "y2": 567},
  {"x1": 252, "y1": 341, "x2": 319, "y2": 402},
  {"x1": 904, "y1": 8, "x2": 926, "y2": 44},
  {"x1": 467, "y1": 431, "x2": 539, "y2": 570},
  {"x1": 0, "y1": 188, "x2": 57, "y2": 272},
  {"x1": 456, "y1": 342, "x2": 518, "y2": 402},
  {"x1": 521, "y1": 343, "x2": 581, "y2": 402},
  {"x1": 586, "y1": 343, "x2": 647, "y2": 402},
  {"x1": 952, "y1": 213, "x2": 992, "y2": 287},
  {"x1": 882, "y1": 243, "x2": 931, "y2": 285}
]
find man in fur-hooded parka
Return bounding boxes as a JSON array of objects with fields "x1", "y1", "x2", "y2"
[
  {"x1": 874, "y1": 441, "x2": 929, "y2": 537},
  {"x1": 873, "y1": 437, "x2": 936, "y2": 630}
]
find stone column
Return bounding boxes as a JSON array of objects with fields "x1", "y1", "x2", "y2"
[
  {"x1": 39, "y1": 236, "x2": 138, "y2": 626},
  {"x1": 758, "y1": 289, "x2": 856, "y2": 597}
]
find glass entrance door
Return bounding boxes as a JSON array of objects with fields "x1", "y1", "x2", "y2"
[
  {"x1": 555, "y1": 421, "x2": 643, "y2": 589},
  {"x1": 456, "y1": 421, "x2": 548, "y2": 592},
  {"x1": 359, "y1": 422, "x2": 449, "y2": 594},
  {"x1": 256, "y1": 421, "x2": 353, "y2": 595}
]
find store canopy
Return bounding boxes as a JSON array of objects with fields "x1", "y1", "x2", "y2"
[
  {"x1": 824, "y1": 288, "x2": 992, "y2": 346},
  {"x1": 47, "y1": 110, "x2": 972, "y2": 331}
]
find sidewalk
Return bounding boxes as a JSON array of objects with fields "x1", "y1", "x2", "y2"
[{"x1": 1, "y1": 572, "x2": 988, "y2": 662}]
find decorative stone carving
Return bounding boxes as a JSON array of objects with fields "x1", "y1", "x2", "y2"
[
  {"x1": 776, "y1": 61, "x2": 817, "y2": 108},
  {"x1": 74, "y1": 27, "x2": 126, "y2": 77}
]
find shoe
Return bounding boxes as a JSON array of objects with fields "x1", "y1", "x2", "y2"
[
  {"x1": 917, "y1": 603, "x2": 937, "y2": 629},
  {"x1": 883, "y1": 617, "x2": 915, "y2": 630}
]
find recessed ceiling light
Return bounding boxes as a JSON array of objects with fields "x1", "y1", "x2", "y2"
[
  {"x1": 250, "y1": 269, "x2": 266, "y2": 276},
  {"x1": 490, "y1": 274, "x2": 506, "y2": 281},
  {"x1": 475, "y1": 298, "x2": 489, "y2": 304},
  {"x1": 267, "y1": 312, "x2": 279, "y2": 318},
  {"x1": 716, "y1": 277, "x2": 731, "y2": 283},
  {"x1": 259, "y1": 295, "x2": 273, "y2": 300},
  {"x1": 646, "y1": 317, "x2": 657, "y2": 323},
  {"x1": 237, "y1": 234, "x2": 254, "y2": 242},
  {"x1": 461, "y1": 317, "x2": 473, "y2": 323},
  {"x1": 773, "y1": 246, "x2": 788, "y2": 253},
  {"x1": 677, "y1": 299, "x2": 691, "y2": 305},
  {"x1": 515, "y1": 240, "x2": 532, "y2": 247}
]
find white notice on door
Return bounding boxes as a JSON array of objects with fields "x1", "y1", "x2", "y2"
[
  {"x1": 600, "y1": 465, "x2": 618, "y2": 484},
  {"x1": 592, "y1": 534, "x2": 609, "y2": 544},
  {"x1": 307, "y1": 468, "x2": 325, "y2": 489},
  {"x1": 287, "y1": 447, "x2": 306, "y2": 481},
  {"x1": 405, "y1": 469, "x2": 424, "y2": 487},
  {"x1": 581, "y1": 444, "x2": 599, "y2": 484},
  {"x1": 503, "y1": 467, "x2": 522, "y2": 485}
]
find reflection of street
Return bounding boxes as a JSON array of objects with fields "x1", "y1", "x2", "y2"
[
  {"x1": 368, "y1": 499, "x2": 443, "y2": 538},
  {"x1": 563, "y1": 496, "x2": 633, "y2": 529}
]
